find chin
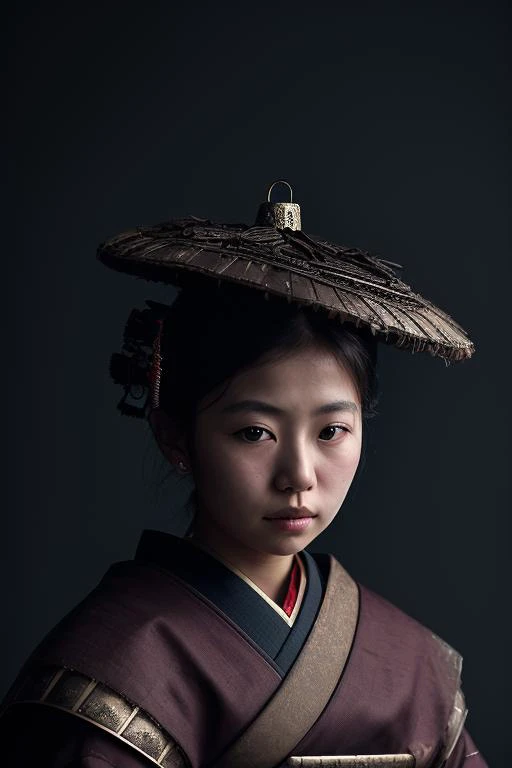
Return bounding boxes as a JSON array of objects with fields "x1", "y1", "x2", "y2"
[{"x1": 256, "y1": 537, "x2": 313, "y2": 557}]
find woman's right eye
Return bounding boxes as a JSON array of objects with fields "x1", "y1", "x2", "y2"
[{"x1": 235, "y1": 426, "x2": 273, "y2": 443}]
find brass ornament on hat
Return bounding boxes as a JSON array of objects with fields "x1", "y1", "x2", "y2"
[
  {"x1": 98, "y1": 181, "x2": 475, "y2": 362},
  {"x1": 255, "y1": 180, "x2": 302, "y2": 231}
]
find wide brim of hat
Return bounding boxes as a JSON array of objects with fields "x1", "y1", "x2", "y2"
[{"x1": 97, "y1": 217, "x2": 475, "y2": 362}]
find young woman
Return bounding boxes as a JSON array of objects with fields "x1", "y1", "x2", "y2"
[{"x1": 0, "y1": 185, "x2": 487, "y2": 767}]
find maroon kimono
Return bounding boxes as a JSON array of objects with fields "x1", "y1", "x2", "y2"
[{"x1": 0, "y1": 530, "x2": 486, "y2": 768}]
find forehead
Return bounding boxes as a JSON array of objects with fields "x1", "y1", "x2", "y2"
[{"x1": 208, "y1": 345, "x2": 360, "y2": 410}]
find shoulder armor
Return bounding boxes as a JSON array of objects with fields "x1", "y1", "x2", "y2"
[
  {"x1": 2, "y1": 665, "x2": 190, "y2": 767},
  {"x1": 438, "y1": 688, "x2": 468, "y2": 766}
]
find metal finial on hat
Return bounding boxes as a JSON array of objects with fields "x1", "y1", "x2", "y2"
[{"x1": 255, "y1": 180, "x2": 302, "y2": 231}]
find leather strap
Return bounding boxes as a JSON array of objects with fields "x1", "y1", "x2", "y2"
[{"x1": 212, "y1": 555, "x2": 360, "y2": 768}]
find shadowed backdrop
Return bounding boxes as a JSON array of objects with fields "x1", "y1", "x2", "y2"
[{"x1": 5, "y1": 2, "x2": 509, "y2": 766}]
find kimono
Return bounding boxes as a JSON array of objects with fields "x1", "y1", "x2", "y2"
[{"x1": 0, "y1": 530, "x2": 486, "y2": 768}]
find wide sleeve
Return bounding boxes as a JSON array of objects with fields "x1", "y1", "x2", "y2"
[{"x1": 444, "y1": 728, "x2": 488, "y2": 768}]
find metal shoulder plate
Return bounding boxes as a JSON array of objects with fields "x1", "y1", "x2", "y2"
[{"x1": 3, "y1": 665, "x2": 190, "y2": 767}]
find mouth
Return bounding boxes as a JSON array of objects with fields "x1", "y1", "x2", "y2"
[{"x1": 263, "y1": 507, "x2": 317, "y2": 521}]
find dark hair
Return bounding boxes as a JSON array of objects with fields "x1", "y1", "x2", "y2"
[{"x1": 157, "y1": 280, "x2": 379, "y2": 449}]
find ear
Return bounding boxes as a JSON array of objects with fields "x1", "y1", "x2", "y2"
[{"x1": 148, "y1": 408, "x2": 192, "y2": 469}]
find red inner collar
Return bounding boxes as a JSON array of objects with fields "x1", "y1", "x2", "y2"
[{"x1": 282, "y1": 558, "x2": 301, "y2": 617}]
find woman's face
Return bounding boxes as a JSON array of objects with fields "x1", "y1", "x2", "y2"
[{"x1": 189, "y1": 343, "x2": 363, "y2": 560}]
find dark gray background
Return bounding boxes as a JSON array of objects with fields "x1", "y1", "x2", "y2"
[{"x1": 5, "y1": 2, "x2": 509, "y2": 766}]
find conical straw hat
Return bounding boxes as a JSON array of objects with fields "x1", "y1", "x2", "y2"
[{"x1": 98, "y1": 180, "x2": 474, "y2": 362}]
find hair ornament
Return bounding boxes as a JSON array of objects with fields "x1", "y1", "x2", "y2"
[
  {"x1": 148, "y1": 318, "x2": 163, "y2": 410},
  {"x1": 109, "y1": 300, "x2": 170, "y2": 418}
]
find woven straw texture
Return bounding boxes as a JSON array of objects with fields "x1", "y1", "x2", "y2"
[{"x1": 98, "y1": 217, "x2": 474, "y2": 362}]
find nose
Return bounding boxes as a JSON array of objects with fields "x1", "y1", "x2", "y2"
[{"x1": 273, "y1": 441, "x2": 316, "y2": 494}]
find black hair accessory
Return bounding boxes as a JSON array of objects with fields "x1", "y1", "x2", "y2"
[{"x1": 109, "y1": 300, "x2": 170, "y2": 418}]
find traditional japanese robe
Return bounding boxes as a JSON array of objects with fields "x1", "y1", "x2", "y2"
[{"x1": 0, "y1": 530, "x2": 486, "y2": 767}]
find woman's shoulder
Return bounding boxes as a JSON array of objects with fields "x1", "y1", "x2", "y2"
[
  {"x1": 359, "y1": 580, "x2": 461, "y2": 665},
  {"x1": 318, "y1": 553, "x2": 463, "y2": 683}
]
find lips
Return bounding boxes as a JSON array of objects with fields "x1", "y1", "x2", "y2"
[{"x1": 263, "y1": 507, "x2": 316, "y2": 520}]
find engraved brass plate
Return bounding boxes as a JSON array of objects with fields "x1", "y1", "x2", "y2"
[{"x1": 6, "y1": 665, "x2": 189, "y2": 767}]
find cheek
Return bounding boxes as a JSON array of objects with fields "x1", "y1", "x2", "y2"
[
  {"x1": 194, "y1": 436, "x2": 261, "y2": 490},
  {"x1": 323, "y1": 441, "x2": 362, "y2": 488},
  {"x1": 347, "y1": 442, "x2": 362, "y2": 474}
]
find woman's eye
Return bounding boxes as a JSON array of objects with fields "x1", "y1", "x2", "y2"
[
  {"x1": 236, "y1": 426, "x2": 273, "y2": 443},
  {"x1": 319, "y1": 425, "x2": 348, "y2": 441}
]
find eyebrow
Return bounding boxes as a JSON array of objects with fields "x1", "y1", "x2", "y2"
[{"x1": 221, "y1": 399, "x2": 358, "y2": 416}]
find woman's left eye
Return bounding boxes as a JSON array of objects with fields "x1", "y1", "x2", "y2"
[{"x1": 319, "y1": 425, "x2": 349, "y2": 441}]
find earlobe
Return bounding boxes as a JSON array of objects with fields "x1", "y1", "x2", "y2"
[{"x1": 149, "y1": 409, "x2": 192, "y2": 472}]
